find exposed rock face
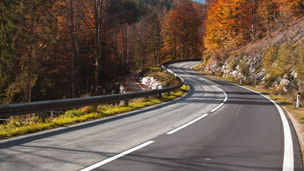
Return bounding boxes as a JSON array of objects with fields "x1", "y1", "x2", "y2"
[{"x1": 141, "y1": 77, "x2": 163, "y2": 90}]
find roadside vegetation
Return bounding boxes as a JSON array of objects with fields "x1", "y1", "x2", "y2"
[
  {"x1": 0, "y1": 66, "x2": 188, "y2": 140},
  {"x1": 142, "y1": 66, "x2": 179, "y2": 87},
  {"x1": 0, "y1": 0, "x2": 204, "y2": 105}
]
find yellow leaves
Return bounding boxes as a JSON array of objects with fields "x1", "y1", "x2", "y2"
[
  {"x1": 274, "y1": 0, "x2": 302, "y2": 18},
  {"x1": 204, "y1": 0, "x2": 257, "y2": 51}
]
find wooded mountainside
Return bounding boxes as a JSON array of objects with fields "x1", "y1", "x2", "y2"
[
  {"x1": 0, "y1": 0, "x2": 205, "y2": 104},
  {"x1": 202, "y1": 0, "x2": 304, "y2": 94},
  {"x1": 1, "y1": 0, "x2": 304, "y2": 104}
]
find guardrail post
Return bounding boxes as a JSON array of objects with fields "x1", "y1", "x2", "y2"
[
  {"x1": 124, "y1": 99, "x2": 129, "y2": 106},
  {"x1": 50, "y1": 111, "x2": 54, "y2": 121},
  {"x1": 296, "y1": 92, "x2": 301, "y2": 108}
]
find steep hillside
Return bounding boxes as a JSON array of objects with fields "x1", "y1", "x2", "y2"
[{"x1": 202, "y1": 17, "x2": 304, "y2": 94}]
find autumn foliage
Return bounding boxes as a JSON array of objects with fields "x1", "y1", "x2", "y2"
[
  {"x1": 4, "y1": 0, "x2": 302, "y2": 104},
  {"x1": 162, "y1": 0, "x2": 206, "y2": 60},
  {"x1": 204, "y1": 0, "x2": 304, "y2": 52},
  {"x1": 0, "y1": 0, "x2": 206, "y2": 104}
]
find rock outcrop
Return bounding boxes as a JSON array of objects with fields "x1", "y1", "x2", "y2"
[{"x1": 141, "y1": 76, "x2": 163, "y2": 90}]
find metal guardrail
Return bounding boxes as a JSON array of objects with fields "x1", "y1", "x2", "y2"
[{"x1": 0, "y1": 59, "x2": 200, "y2": 118}]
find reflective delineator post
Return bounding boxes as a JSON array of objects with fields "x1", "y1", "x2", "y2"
[{"x1": 296, "y1": 92, "x2": 301, "y2": 108}]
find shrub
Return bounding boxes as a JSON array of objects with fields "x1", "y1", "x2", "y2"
[
  {"x1": 263, "y1": 43, "x2": 294, "y2": 87},
  {"x1": 240, "y1": 57, "x2": 249, "y2": 76},
  {"x1": 263, "y1": 45, "x2": 279, "y2": 74},
  {"x1": 227, "y1": 55, "x2": 239, "y2": 70},
  {"x1": 295, "y1": 45, "x2": 304, "y2": 82},
  {"x1": 275, "y1": 43, "x2": 293, "y2": 76}
]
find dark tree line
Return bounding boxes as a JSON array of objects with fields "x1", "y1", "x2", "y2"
[{"x1": 0, "y1": 0, "x2": 206, "y2": 104}]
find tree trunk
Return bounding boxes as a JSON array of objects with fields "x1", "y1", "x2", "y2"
[
  {"x1": 75, "y1": 17, "x2": 80, "y2": 95},
  {"x1": 94, "y1": 0, "x2": 102, "y2": 93},
  {"x1": 68, "y1": 0, "x2": 76, "y2": 98},
  {"x1": 251, "y1": 0, "x2": 256, "y2": 42},
  {"x1": 123, "y1": 23, "x2": 128, "y2": 71},
  {"x1": 28, "y1": 0, "x2": 36, "y2": 102},
  {"x1": 122, "y1": 0, "x2": 128, "y2": 71}
]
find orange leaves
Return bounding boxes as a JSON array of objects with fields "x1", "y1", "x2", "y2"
[
  {"x1": 204, "y1": 0, "x2": 263, "y2": 51},
  {"x1": 274, "y1": 0, "x2": 302, "y2": 18},
  {"x1": 162, "y1": 0, "x2": 205, "y2": 60},
  {"x1": 204, "y1": 0, "x2": 303, "y2": 53},
  {"x1": 204, "y1": 0, "x2": 238, "y2": 51}
]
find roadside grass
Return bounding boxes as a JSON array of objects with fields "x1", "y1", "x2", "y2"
[{"x1": 0, "y1": 84, "x2": 188, "y2": 140}]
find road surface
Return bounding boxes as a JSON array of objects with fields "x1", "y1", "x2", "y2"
[{"x1": 0, "y1": 61, "x2": 302, "y2": 171}]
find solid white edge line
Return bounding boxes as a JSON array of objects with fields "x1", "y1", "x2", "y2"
[
  {"x1": 223, "y1": 92, "x2": 227, "y2": 97},
  {"x1": 80, "y1": 141, "x2": 155, "y2": 171},
  {"x1": 211, "y1": 103, "x2": 224, "y2": 113},
  {"x1": 215, "y1": 87, "x2": 228, "y2": 103},
  {"x1": 223, "y1": 96, "x2": 228, "y2": 103},
  {"x1": 194, "y1": 64, "x2": 293, "y2": 170},
  {"x1": 167, "y1": 114, "x2": 208, "y2": 135},
  {"x1": 237, "y1": 85, "x2": 294, "y2": 171}
]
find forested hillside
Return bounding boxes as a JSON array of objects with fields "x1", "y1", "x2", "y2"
[
  {"x1": 0, "y1": 0, "x2": 206, "y2": 104},
  {"x1": 201, "y1": 0, "x2": 304, "y2": 94},
  {"x1": 6, "y1": 0, "x2": 302, "y2": 105}
]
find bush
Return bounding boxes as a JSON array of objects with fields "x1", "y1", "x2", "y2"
[
  {"x1": 263, "y1": 43, "x2": 294, "y2": 87},
  {"x1": 295, "y1": 45, "x2": 304, "y2": 82},
  {"x1": 227, "y1": 55, "x2": 239, "y2": 70},
  {"x1": 276, "y1": 43, "x2": 293, "y2": 76},
  {"x1": 263, "y1": 45, "x2": 279, "y2": 76},
  {"x1": 240, "y1": 57, "x2": 249, "y2": 76}
]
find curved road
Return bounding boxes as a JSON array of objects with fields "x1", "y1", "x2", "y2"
[{"x1": 0, "y1": 61, "x2": 302, "y2": 170}]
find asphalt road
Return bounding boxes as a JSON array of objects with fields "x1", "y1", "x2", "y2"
[{"x1": 0, "y1": 61, "x2": 302, "y2": 171}]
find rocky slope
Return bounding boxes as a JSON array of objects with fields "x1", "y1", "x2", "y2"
[{"x1": 202, "y1": 17, "x2": 304, "y2": 93}]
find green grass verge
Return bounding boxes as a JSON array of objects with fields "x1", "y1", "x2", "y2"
[{"x1": 0, "y1": 84, "x2": 188, "y2": 140}]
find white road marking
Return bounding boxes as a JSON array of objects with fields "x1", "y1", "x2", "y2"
[
  {"x1": 167, "y1": 114, "x2": 208, "y2": 135},
  {"x1": 211, "y1": 103, "x2": 224, "y2": 113},
  {"x1": 214, "y1": 87, "x2": 228, "y2": 103},
  {"x1": 80, "y1": 141, "x2": 155, "y2": 171},
  {"x1": 223, "y1": 91, "x2": 227, "y2": 97},
  {"x1": 192, "y1": 63, "x2": 293, "y2": 170},
  {"x1": 186, "y1": 62, "x2": 293, "y2": 170},
  {"x1": 223, "y1": 96, "x2": 228, "y2": 103},
  {"x1": 221, "y1": 90, "x2": 228, "y2": 103},
  {"x1": 167, "y1": 69, "x2": 173, "y2": 74},
  {"x1": 239, "y1": 86, "x2": 294, "y2": 171}
]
